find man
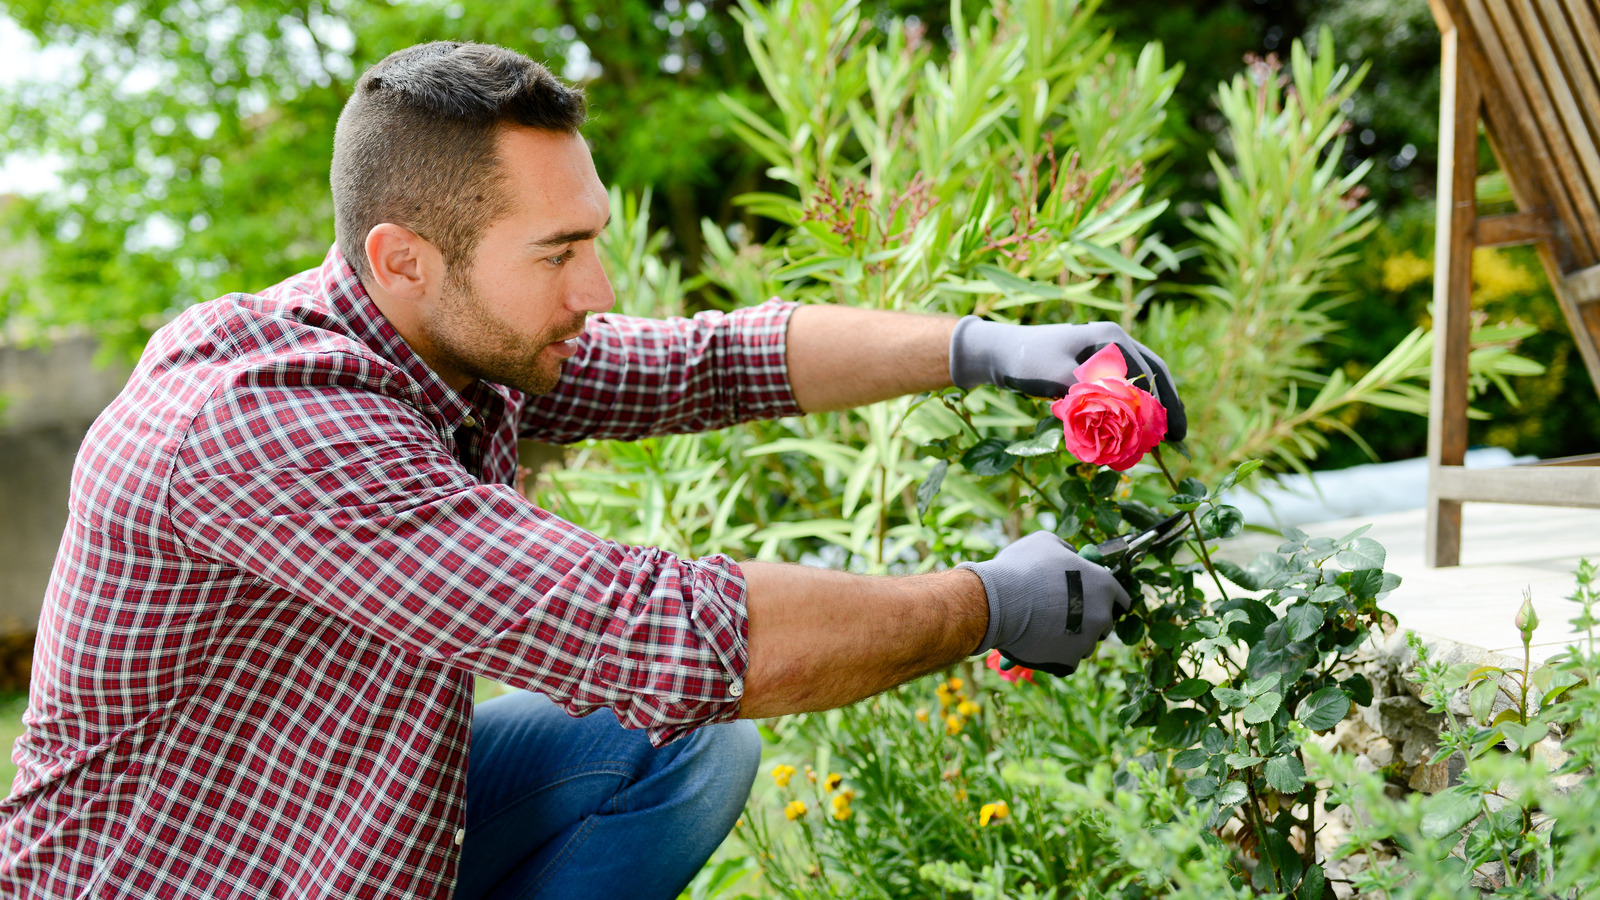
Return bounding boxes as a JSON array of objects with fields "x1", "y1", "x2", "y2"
[{"x1": 0, "y1": 42, "x2": 1185, "y2": 900}]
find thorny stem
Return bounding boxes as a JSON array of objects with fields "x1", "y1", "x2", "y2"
[{"x1": 1152, "y1": 445, "x2": 1230, "y2": 603}]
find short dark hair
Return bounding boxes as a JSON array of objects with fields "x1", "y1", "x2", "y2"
[{"x1": 331, "y1": 42, "x2": 588, "y2": 282}]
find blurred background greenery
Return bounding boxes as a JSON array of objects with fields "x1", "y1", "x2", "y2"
[{"x1": 1, "y1": 0, "x2": 1595, "y2": 464}]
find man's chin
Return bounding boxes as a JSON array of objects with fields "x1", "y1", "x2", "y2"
[{"x1": 509, "y1": 358, "x2": 564, "y2": 397}]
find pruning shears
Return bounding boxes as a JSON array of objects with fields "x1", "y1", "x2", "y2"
[{"x1": 997, "y1": 512, "x2": 1191, "y2": 675}]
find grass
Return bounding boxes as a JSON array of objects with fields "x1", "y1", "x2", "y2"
[{"x1": 0, "y1": 691, "x2": 26, "y2": 795}]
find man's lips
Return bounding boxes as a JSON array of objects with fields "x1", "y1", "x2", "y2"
[{"x1": 547, "y1": 331, "x2": 584, "y2": 358}]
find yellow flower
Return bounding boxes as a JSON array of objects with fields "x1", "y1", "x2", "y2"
[
  {"x1": 947, "y1": 677, "x2": 964, "y2": 692},
  {"x1": 784, "y1": 799, "x2": 807, "y2": 821},
  {"x1": 735, "y1": 817, "x2": 745, "y2": 828},
  {"x1": 830, "y1": 791, "x2": 855, "y2": 821},
  {"x1": 915, "y1": 707, "x2": 929, "y2": 722},
  {"x1": 954, "y1": 788, "x2": 967, "y2": 802},
  {"x1": 956, "y1": 699, "x2": 980, "y2": 717},
  {"x1": 772, "y1": 763, "x2": 797, "y2": 788},
  {"x1": 1382, "y1": 251, "x2": 1432, "y2": 292},
  {"x1": 945, "y1": 714, "x2": 964, "y2": 736},
  {"x1": 823, "y1": 772, "x2": 843, "y2": 793},
  {"x1": 979, "y1": 800, "x2": 1010, "y2": 827},
  {"x1": 805, "y1": 765, "x2": 816, "y2": 784}
]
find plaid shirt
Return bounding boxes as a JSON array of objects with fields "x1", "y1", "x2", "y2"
[{"x1": 0, "y1": 248, "x2": 800, "y2": 899}]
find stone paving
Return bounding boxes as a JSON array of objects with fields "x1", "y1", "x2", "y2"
[{"x1": 1218, "y1": 502, "x2": 1600, "y2": 664}]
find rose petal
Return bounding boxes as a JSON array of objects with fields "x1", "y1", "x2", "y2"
[{"x1": 1071, "y1": 343, "x2": 1128, "y2": 385}]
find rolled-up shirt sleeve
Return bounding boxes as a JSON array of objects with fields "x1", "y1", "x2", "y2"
[
  {"x1": 520, "y1": 298, "x2": 804, "y2": 443},
  {"x1": 167, "y1": 378, "x2": 747, "y2": 745}
]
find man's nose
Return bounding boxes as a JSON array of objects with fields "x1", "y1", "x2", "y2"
[{"x1": 569, "y1": 251, "x2": 615, "y2": 315}]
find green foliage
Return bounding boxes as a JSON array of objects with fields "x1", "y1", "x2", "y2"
[
  {"x1": 737, "y1": 642, "x2": 1251, "y2": 899},
  {"x1": 1307, "y1": 560, "x2": 1600, "y2": 898},
  {"x1": 0, "y1": 0, "x2": 778, "y2": 356}
]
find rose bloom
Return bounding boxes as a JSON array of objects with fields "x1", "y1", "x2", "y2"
[
  {"x1": 1049, "y1": 343, "x2": 1167, "y2": 472},
  {"x1": 985, "y1": 649, "x2": 1035, "y2": 684}
]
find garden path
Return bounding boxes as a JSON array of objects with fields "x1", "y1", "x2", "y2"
[{"x1": 1219, "y1": 503, "x2": 1600, "y2": 664}]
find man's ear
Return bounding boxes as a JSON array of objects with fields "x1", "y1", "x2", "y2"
[{"x1": 364, "y1": 223, "x2": 442, "y2": 301}]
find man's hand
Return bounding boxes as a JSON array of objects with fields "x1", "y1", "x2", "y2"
[
  {"x1": 957, "y1": 532, "x2": 1130, "y2": 676},
  {"x1": 948, "y1": 317, "x2": 1187, "y2": 441}
]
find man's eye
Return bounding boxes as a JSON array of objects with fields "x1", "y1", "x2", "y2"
[{"x1": 546, "y1": 248, "x2": 576, "y2": 267}]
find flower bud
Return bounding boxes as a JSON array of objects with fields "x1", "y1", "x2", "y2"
[{"x1": 1515, "y1": 591, "x2": 1539, "y2": 637}]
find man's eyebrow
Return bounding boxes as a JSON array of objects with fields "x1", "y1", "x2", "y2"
[{"x1": 525, "y1": 214, "x2": 613, "y2": 250}]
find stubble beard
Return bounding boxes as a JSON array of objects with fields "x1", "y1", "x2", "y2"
[{"x1": 426, "y1": 267, "x2": 583, "y2": 397}]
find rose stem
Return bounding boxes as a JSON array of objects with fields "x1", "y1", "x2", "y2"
[{"x1": 1152, "y1": 445, "x2": 1229, "y2": 603}]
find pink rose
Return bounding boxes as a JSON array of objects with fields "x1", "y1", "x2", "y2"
[
  {"x1": 986, "y1": 649, "x2": 1035, "y2": 684},
  {"x1": 1049, "y1": 344, "x2": 1166, "y2": 472}
]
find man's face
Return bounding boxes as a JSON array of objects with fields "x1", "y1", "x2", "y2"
[{"x1": 420, "y1": 126, "x2": 615, "y2": 396}]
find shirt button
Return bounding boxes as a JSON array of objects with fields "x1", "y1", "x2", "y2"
[
  {"x1": 728, "y1": 679, "x2": 744, "y2": 698},
  {"x1": 461, "y1": 414, "x2": 478, "y2": 429},
  {"x1": 455, "y1": 828, "x2": 465, "y2": 846}
]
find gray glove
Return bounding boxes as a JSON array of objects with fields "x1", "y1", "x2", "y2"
[
  {"x1": 958, "y1": 531, "x2": 1131, "y2": 676},
  {"x1": 948, "y1": 316, "x2": 1187, "y2": 441}
]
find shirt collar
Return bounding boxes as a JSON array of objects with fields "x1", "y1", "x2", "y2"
[{"x1": 317, "y1": 246, "x2": 479, "y2": 431}]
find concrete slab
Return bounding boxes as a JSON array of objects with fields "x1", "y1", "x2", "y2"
[{"x1": 1213, "y1": 504, "x2": 1600, "y2": 665}]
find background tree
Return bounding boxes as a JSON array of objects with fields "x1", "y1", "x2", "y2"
[{"x1": 3, "y1": 0, "x2": 1593, "y2": 463}]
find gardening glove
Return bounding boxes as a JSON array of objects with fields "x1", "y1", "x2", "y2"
[
  {"x1": 948, "y1": 316, "x2": 1188, "y2": 441},
  {"x1": 957, "y1": 531, "x2": 1131, "y2": 677}
]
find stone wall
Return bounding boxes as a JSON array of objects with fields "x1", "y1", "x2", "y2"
[
  {"x1": 1309, "y1": 631, "x2": 1589, "y2": 895},
  {"x1": 0, "y1": 335, "x2": 131, "y2": 686}
]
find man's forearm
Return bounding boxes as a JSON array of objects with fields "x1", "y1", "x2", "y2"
[
  {"x1": 785, "y1": 305, "x2": 957, "y2": 413},
  {"x1": 737, "y1": 561, "x2": 987, "y2": 719}
]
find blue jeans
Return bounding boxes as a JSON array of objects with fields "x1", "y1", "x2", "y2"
[{"x1": 453, "y1": 691, "x2": 761, "y2": 900}]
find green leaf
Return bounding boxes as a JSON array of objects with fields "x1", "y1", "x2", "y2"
[
  {"x1": 1338, "y1": 568, "x2": 1384, "y2": 600},
  {"x1": 1201, "y1": 505, "x2": 1245, "y2": 539},
  {"x1": 1285, "y1": 604, "x2": 1325, "y2": 642},
  {"x1": 1264, "y1": 755, "x2": 1307, "y2": 793},
  {"x1": 1225, "y1": 752, "x2": 1266, "y2": 769},
  {"x1": 915, "y1": 460, "x2": 948, "y2": 521},
  {"x1": 1090, "y1": 469, "x2": 1122, "y2": 497},
  {"x1": 1340, "y1": 673, "x2": 1375, "y2": 707},
  {"x1": 1247, "y1": 619, "x2": 1316, "y2": 683},
  {"x1": 972, "y1": 263, "x2": 1074, "y2": 303},
  {"x1": 1173, "y1": 748, "x2": 1210, "y2": 769},
  {"x1": 1005, "y1": 427, "x2": 1062, "y2": 457},
  {"x1": 1299, "y1": 864, "x2": 1327, "y2": 900},
  {"x1": 1202, "y1": 727, "x2": 1229, "y2": 754},
  {"x1": 1166, "y1": 678, "x2": 1213, "y2": 700},
  {"x1": 1215, "y1": 559, "x2": 1257, "y2": 591},
  {"x1": 1243, "y1": 552, "x2": 1290, "y2": 590},
  {"x1": 1469, "y1": 677, "x2": 1499, "y2": 724},
  {"x1": 1242, "y1": 692, "x2": 1282, "y2": 724},
  {"x1": 1213, "y1": 781, "x2": 1250, "y2": 806},
  {"x1": 1070, "y1": 239, "x2": 1159, "y2": 279},
  {"x1": 1185, "y1": 776, "x2": 1219, "y2": 799},
  {"x1": 1154, "y1": 708, "x2": 1207, "y2": 748},
  {"x1": 1117, "y1": 500, "x2": 1165, "y2": 530},
  {"x1": 1308, "y1": 585, "x2": 1346, "y2": 606},
  {"x1": 1213, "y1": 459, "x2": 1264, "y2": 497},
  {"x1": 1337, "y1": 524, "x2": 1373, "y2": 544},
  {"x1": 960, "y1": 439, "x2": 1019, "y2": 477},
  {"x1": 1059, "y1": 479, "x2": 1091, "y2": 506},
  {"x1": 1246, "y1": 674, "x2": 1283, "y2": 698},
  {"x1": 1421, "y1": 786, "x2": 1480, "y2": 839},
  {"x1": 1336, "y1": 537, "x2": 1386, "y2": 571},
  {"x1": 1212, "y1": 687, "x2": 1250, "y2": 709},
  {"x1": 1299, "y1": 687, "x2": 1352, "y2": 732},
  {"x1": 1053, "y1": 511, "x2": 1082, "y2": 541},
  {"x1": 1148, "y1": 621, "x2": 1183, "y2": 650}
]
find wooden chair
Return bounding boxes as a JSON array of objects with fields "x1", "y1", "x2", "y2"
[{"x1": 1425, "y1": 0, "x2": 1600, "y2": 566}]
